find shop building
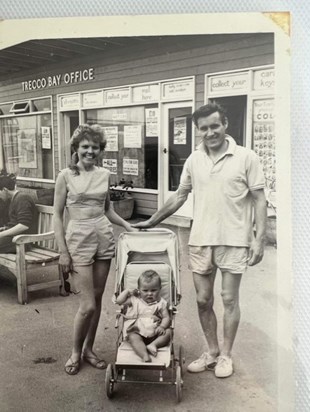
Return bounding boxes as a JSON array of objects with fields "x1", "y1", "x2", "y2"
[{"x1": 0, "y1": 33, "x2": 274, "y2": 226}]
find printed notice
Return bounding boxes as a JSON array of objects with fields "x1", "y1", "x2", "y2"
[
  {"x1": 103, "y1": 126, "x2": 118, "y2": 151},
  {"x1": 102, "y1": 158, "x2": 117, "y2": 174},
  {"x1": 145, "y1": 108, "x2": 158, "y2": 137},
  {"x1": 41, "y1": 126, "x2": 51, "y2": 149},
  {"x1": 173, "y1": 117, "x2": 187, "y2": 144},
  {"x1": 123, "y1": 158, "x2": 139, "y2": 176},
  {"x1": 124, "y1": 125, "x2": 142, "y2": 148}
]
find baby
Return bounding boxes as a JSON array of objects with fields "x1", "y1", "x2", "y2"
[{"x1": 116, "y1": 270, "x2": 171, "y2": 362}]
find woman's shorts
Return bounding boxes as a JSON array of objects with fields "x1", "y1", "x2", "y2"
[
  {"x1": 65, "y1": 214, "x2": 115, "y2": 266},
  {"x1": 189, "y1": 245, "x2": 249, "y2": 275}
]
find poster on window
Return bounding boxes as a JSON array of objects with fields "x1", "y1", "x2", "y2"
[
  {"x1": 103, "y1": 126, "x2": 118, "y2": 152},
  {"x1": 124, "y1": 125, "x2": 142, "y2": 148},
  {"x1": 123, "y1": 158, "x2": 139, "y2": 176},
  {"x1": 17, "y1": 130, "x2": 37, "y2": 169},
  {"x1": 173, "y1": 117, "x2": 187, "y2": 144},
  {"x1": 102, "y1": 158, "x2": 117, "y2": 174},
  {"x1": 145, "y1": 108, "x2": 159, "y2": 137},
  {"x1": 41, "y1": 126, "x2": 51, "y2": 149}
]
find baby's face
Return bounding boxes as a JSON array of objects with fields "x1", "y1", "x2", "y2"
[{"x1": 139, "y1": 279, "x2": 161, "y2": 303}]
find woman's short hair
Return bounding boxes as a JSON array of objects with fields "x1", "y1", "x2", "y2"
[{"x1": 70, "y1": 124, "x2": 107, "y2": 152}]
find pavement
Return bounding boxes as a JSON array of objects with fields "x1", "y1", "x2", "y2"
[{"x1": 0, "y1": 220, "x2": 281, "y2": 412}]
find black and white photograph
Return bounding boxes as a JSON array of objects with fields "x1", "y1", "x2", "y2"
[{"x1": 0, "y1": 13, "x2": 292, "y2": 411}]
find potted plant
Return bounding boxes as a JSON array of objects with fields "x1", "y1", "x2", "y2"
[{"x1": 110, "y1": 178, "x2": 135, "y2": 220}]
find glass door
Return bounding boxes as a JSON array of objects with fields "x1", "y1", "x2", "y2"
[{"x1": 162, "y1": 102, "x2": 193, "y2": 218}]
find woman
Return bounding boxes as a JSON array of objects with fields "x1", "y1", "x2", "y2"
[{"x1": 54, "y1": 124, "x2": 135, "y2": 375}]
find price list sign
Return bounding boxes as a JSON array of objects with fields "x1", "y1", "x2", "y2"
[{"x1": 252, "y1": 99, "x2": 276, "y2": 190}]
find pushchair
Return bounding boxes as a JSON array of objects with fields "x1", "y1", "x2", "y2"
[{"x1": 105, "y1": 228, "x2": 185, "y2": 402}]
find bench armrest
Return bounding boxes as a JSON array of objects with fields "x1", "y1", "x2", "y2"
[{"x1": 13, "y1": 231, "x2": 55, "y2": 245}]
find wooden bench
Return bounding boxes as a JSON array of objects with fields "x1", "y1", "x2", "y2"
[{"x1": 0, "y1": 204, "x2": 65, "y2": 304}]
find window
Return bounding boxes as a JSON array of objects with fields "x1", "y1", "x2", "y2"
[
  {"x1": 0, "y1": 114, "x2": 53, "y2": 180},
  {"x1": 85, "y1": 104, "x2": 158, "y2": 189},
  {"x1": 10, "y1": 101, "x2": 30, "y2": 114}
]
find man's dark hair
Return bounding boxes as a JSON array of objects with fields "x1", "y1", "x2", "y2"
[
  {"x1": 192, "y1": 102, "x2": 227, "y2": 127},
  {"x1": 0, "y1": 173, "x2": 16, "y2": 190}
]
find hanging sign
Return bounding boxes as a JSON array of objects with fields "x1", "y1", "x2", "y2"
[
  {"x1": 82, "y1": 91, "x2": 103, "y2": 107},
  {"x1": 133, "y1": 84, "x2": 159, "y2": 102},
  {"x1": 174, "y1": 117, "x2": 187, "y2": 144},
  {"x1": 145, "y1": 108, "x2": 159, "y2": 137},
  {"x1": 103, "y1": 126, "x2": 118, "y2": 152},
  {"x1": 253, "y1": 99, "x2": 274, "y2": 122},
  {"x1": 104, "y1": 89, "x2": 130, "y2": 105},
  {"x1": 124, "y1": 125, "x2": 142, "y2": 148},
  {"x1": 41, "y1": 127, "x2": 51, "y2": 149},
  {"x1": 162, "y1": 80, "x2": 193, "y2": 99},
  {"x1": 209, "y1": 72, "x2": 249, "y2": 94},
  {"x1": 123, "y1": 159, "x2": 139, "y2": 176},
  {"x1": 253, "y1": 68, "x2": 275, "y2": 91},
  {"x1": 103, "y1": 159, "x2": 117, "y2": 174}
]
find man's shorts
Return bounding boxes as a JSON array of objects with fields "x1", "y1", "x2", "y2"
[
  {"x1": 65, "y1": 214, "x2": 115, "y2": 266},
  {"x1": 188, "y1": 245, "x2": 249, "y2": 275}
]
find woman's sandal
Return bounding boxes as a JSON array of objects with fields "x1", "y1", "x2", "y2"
[
  {"x1": 82, "y1": 354, "x2": 107, "y2": 370},
  {"x1": 64, "y1": 357, "x2": 80, "y2": 375}
]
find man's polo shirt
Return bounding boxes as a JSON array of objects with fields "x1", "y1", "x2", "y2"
[{"x1": 179, "y1": 136, "x2": 265, "y2": 247}]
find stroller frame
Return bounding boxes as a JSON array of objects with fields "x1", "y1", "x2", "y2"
[{"x1": 105, "y1": 229, "x2": 185, "y2": 402}]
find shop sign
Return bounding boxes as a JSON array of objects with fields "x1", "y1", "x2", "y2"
[
  {"x1": 102, "y1": 159, "x2": 117, "y2": 174},
  {"x1": 82, "y1": 91, "x2": 103, "y2": 107},
  {"x1": 162, "y1": 80, "x2": 193, "y2": 99},
  {"x1": 209, "y1": 72, "x2": 249, "y2": 93},
  {"x1": 132, "y1": 84, "x2": 159, "y2": 102},
  {"x1": 104, "y1": 89, "x2": 130, "y2": 105},
  {"x1": 103, "y1": 126, "x2": 118, "y2": 152},
  {"x1": 59, "y1": 94, "x2": 80, "y2": 110},
  {"x1": 124, "y1": 125, "x2": 142, "y2": 148},
  {"x1": 253, "y1": 68, "x2": 275, "y2": 91},
  {"x1": 123, "y1": 158, "x2": 139, "y2": 176},
  {"x1": 21, "y1": 68, "x2": 95, "y2": 91},
  {"x1": 253, "y1": 98, "x2": 274, "y2": 122}
]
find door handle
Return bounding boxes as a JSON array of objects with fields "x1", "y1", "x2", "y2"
[{"x1": 163, "y1": 148, "x2": 167, "y2": 154}]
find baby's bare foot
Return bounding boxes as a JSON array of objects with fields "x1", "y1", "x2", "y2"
[{"x1": 146, "y1": 344, "x2": 157, "y2": 357}]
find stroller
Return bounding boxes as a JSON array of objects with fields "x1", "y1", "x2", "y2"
[{"x1": 105, "y1": 228, "x2": 185, "y2": 402}]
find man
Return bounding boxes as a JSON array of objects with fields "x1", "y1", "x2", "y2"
[
  {"x1": 0, "y1": 174, "x2": 38, "y2": 253},
  {"x1": 133, "y1": 103, "x2": 267, "y2": 378}
]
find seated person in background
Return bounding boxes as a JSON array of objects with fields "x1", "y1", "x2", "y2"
[
  {"x1": 0, "y1": 174, "x2": 38, "y2": 253},
  {"x1": 116, "y1": 270, "x2": 171, "y2": 362}
]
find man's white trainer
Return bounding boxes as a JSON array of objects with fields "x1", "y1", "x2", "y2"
[
  {"x1": 187, "y1": 352, "x2": 218, "y2": 373},
  {"x1": 214, "y1": 355, "x2": 233, "y2": 378}
]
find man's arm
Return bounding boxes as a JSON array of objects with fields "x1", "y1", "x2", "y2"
[
  {"x1": 132, "y1": 186, "x2": 190, "y2": 228},
  {"x1": 0, "y1": 223, "x2": 29, "y2": 238},
  {"x1": 249, "y1": 188, "x2": 267, "y2": 266}
]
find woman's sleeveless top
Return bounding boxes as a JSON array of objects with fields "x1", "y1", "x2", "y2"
[{"x1": 59, "y1": 167, "x2": 110, "y2": 208}]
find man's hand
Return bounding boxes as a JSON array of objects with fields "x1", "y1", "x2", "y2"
[
  {"x1": 59, "y1": 251, "x2": 73, "y2": 275},
  {"x1": 248, "y1": 238, "x2": 264, "y2": 266},
  {"x1": 131, "y1": 219, "x2": 154, "y2": 229}
]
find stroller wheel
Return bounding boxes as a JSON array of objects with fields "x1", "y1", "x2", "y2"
[
  {"x1": 105, "y1": 363, "x2": 114, "y2": 399},
  {"x1": 175, "y1": 365, "x2": 183, "y2": 403},
  {"x1": 178, "y1": 345, "x2": 185, "y2": 376}
]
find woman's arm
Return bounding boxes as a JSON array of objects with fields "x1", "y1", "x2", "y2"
[
  {"x1": 105, "y1": 191, "x2": 136, "y2": 232},
  {"x1": 53, "y1": 173, "x2": 72, "y2": 274}
]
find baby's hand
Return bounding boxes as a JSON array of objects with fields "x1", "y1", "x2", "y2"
[
  {"x1": 156, "y1": 326, "x2": 166, "y2": 336},
  {"x1": 131, "y1": 289, "x2": 140, "y2": 297}
]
